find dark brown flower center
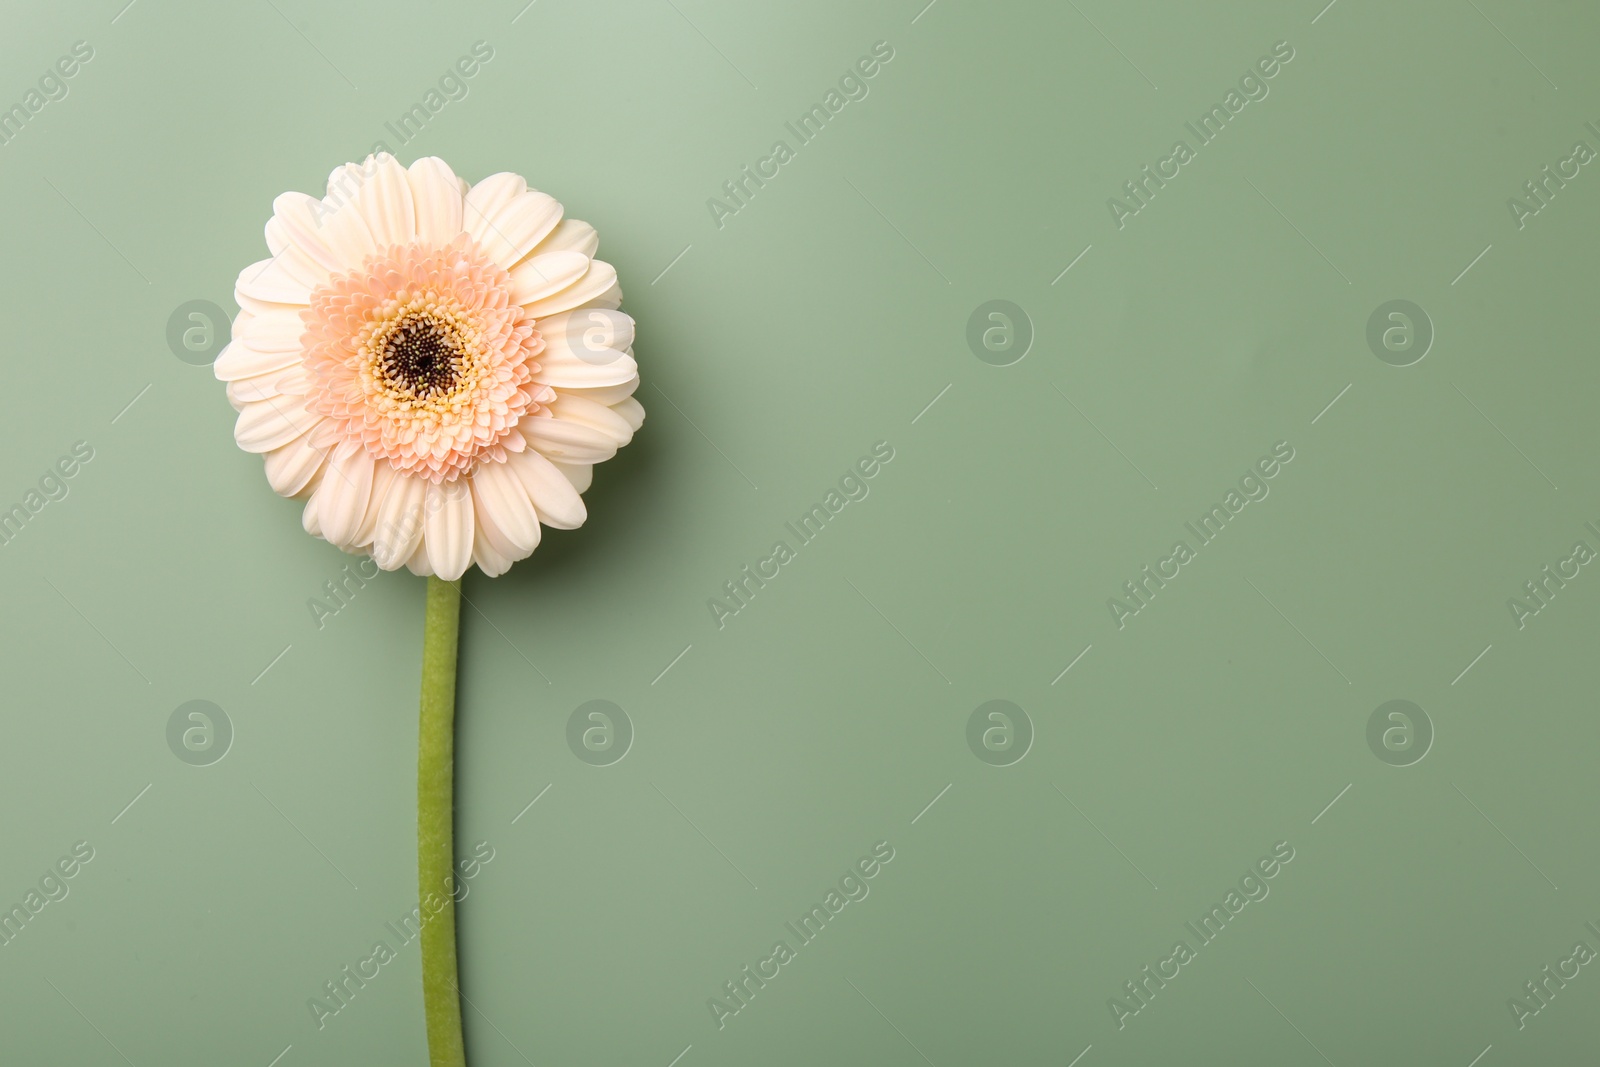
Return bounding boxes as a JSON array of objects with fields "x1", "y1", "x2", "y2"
[{"x1": 379, "y1": 313, "x2": 465, "y2": 399}]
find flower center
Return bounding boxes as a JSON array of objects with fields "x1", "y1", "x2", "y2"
[
  {"x1": 378, "y1": 313, "x2": 465, "y2": 399},
  {"x1": 301, "y1": 237, "x2": 546, "y2": 482}
]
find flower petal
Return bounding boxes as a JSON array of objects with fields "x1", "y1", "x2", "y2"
[
  {"x1": 235, "y1": 398, "x2": 320, "y2": 453},
  {"x1": 475, "y1": 190, "x2": 562, "y2": 269},
  {"x1": 469, "y1": 459, "x2": 541, "y2": 554},
  {"x1": 610, "y1": 396, "x2": 646, "y2": 432},
  {"x1": 274, "y1": 369, "x2": 313, "y2": 397},
  {"x1": 472, "y1": 524, "x2": 515, "y2": 577},
  {"x1": 550, "y1": 460, "x2": 593, "y2": 494},
  {"x1": 235, "y1": 309, "x2": 307, "y2": 353},
  {"x1": 508, "y1": 448, "x2": 587, "y2": 529},
  {"x1": 354, "y1": 460, "x2": 400, "y2": 547},
  {"x1": 423, "y1": 480, "x2": 475, "y2": 581},
  {"x1": 509, "y1": 251, "x2": 590, "y2": 306},
  {"x1": 535, "y1": 308, "x2": 635, "y2": 354},
  {"x1": 531, "y1": 218, "x2": 599, "y2": 258},
  {"x1": 370, "y1": 472, "x2": 426, "y2": 570},
  {"x1": 235, "y1": 256, "x2": 312, "y2": 306},
  {"x1": 262, "y1": 219, "x2": 329, "y2": 291},
  {"x1": 275, "y1": 171, "x2": 377, "y2": 275},
  {"x1": 214, "y1": 340, "x2": 301, "y2": 382},
  {"x1": 265, "y1": 191, "x2": 344, "y2": 278},
  {"x1": 534, "y1": 356, "x2": 640, "y2": 395},
  {"x1": 549, "y1": 394, "x2": 637, "y2": 447},
  {"x1": 531, "y1": 329, "x2": 638, "y2": 389},
  {"x1": 314, "y1": 164, "x2": 382, "y2": 256},
  {"x1": 314, "y1": 441, "x2": 376, "y2": 546},
  {"x1": 227, "y1": 368, "x2": 294, "y2": 407},
  {"x1": 521, "y1": 259, "x2": 618, "y2": 319},
  {"x1": 569, "y1": 279, "x2": 622, "y2": 313},
  {"x1": 234, "y1": 290, "x2": 306, "y2": 321},
  {"x1": 462, "y1": 172, "x2": 527, "y2": 246},
  {"x1": 335, "y1": 154, "x2": 415, "y2": 250},
  {"x1": 408, "y1": 157, "x2": 465, "y2": 246},
  {"x1": 262, "y1": 430, "x2": 328, "y2": 498},
  {"x1": 405, "y1": 538, "x2": 435, "y2": 576},
  {"x1": 522, "y1": 415, "x2": 618, "y2": 463},
  {"x1": 557, "y1": 377, "x2": 642, "y2": 407}
]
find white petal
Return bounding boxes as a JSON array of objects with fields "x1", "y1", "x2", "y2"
[
  {"x1": 509, "y1": 251, "x2": 590, "y2": 306},
  {"x1": 532, "y1": 330, "x2": 638, "y2": 389},
  {"x1": 335, "y1": 154, "x2": 415, "y2": 249},
  {"x1": 469, "y1": 460, "x2": 541, "y2": 554},
  {"x1": 522, "y1": 415, "x2": 618, "y2": 463},
  {"x1": 405, "y1": 539, "x2": 435, "y2": 576},
  {"x1": 235, "y1": 309, "x2": 307, "y2": 353},
  {"x1": 227, "y1": 369, "x2": 293, "y2": 406},
  {"x1": 274, "y1": 369, "x2": 313, "y2": 397},
  {"x1": 610, "y1": 396, "x2": 646, "y2": 433},
  {"x1": 531, "y1": 218, "x2": 599, "y2": 258},
  {"x1": 475, "y1": 190, "x2": 562, "y2": 269},
  {"x1": 301, "y1": 493, "x2": 321, "y2": 537},
  {"x1": 508, "y1": 449, "x2": 587, "y2": 530},
  {"x1": 261, "y1": 218, "x2": 328, "y2": 290},
  {"x1": 265, "y1": 191, "x2": 344, "y2": 278},
  {"x1": 558, "y1": 376, "x2": 641, "y2": 406},
  {"x1": 313, "y1": 164, "x2": 381, "y2": 260},
  {"x1": 568, "y1": 278, "x2": 622, "y2": 312},
  {"x1": 549, "y1": 394, "x2": 636, "y2": 447},
  {"x1": 469, "y1": 505, "x2": 531, "y2": 564},
  {"x1": 471, "y1": 525, "x2": 515, "y2": 577},
  {"x1": 235, "y1": 398, "x2": 320, "y2": 453},
  {"x1": 522, "y1": 259, "x2": 618, "y2": 319},
  {"x1": 550, "y1": 460, "x2": 593, "y2": 494},
  {"x1": 462, "y1": 173, "x2": 527, "y2": 246},
  {"x1": 408, "y1": 157, "x2": 465, "y2": 246},
  {"x1": 215, "y1": 341, "x2": 300, "y2": 382},
  {"x1": 273, "y1": 171, "x2": 376, "y2": 275},
  {"x1": 370, "y1": 472, "x2": 426, "y2": 570},
  {"x1": 262, "y1": 431, "x2": 328, "y2": 498},
  {"x1": 314, "y1": 441, "x2": 376, "y2": 546},
  {"x1": 355, "y1": 460, "x2": 400, "y2": 547},
  {"x1": 423, "y1": 480, "x2": 475, "y2": 581},
  {"x1": 235, "y1": 256, "x2": 312, "y2": 306},
  {"x1": 234, "y1": 290, "x2": 305, "y2": 320},
  {"x1": 535, "y1": 308, "x2": 635, "y2": 355}
]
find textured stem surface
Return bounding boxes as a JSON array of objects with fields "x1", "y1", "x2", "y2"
[{"x1": 419, "y1": 575, "x2": 466, "y2": 1067}]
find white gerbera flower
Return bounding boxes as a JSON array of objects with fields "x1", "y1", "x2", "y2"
[{"x1": 215, "y1": 154, "x2": 643, "y2": 580}]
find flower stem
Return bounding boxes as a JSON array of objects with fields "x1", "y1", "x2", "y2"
[{"x1": 419, "y1": 575, "x2": 466, "y2": 1067}]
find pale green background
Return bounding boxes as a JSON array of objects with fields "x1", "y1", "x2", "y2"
[{"x1": 2, "y1": 0, "x2": 1598, "y2": 1064}]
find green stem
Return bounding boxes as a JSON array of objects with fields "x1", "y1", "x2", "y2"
[{"x1": 419, "y1": 575, "x2": 466, "y2": 1067}]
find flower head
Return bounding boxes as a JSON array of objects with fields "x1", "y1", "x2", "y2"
[{"x1": 216, "y1": 155, "x2": 643, "y2": 579}]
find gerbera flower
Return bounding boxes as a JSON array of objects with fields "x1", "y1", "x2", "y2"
[{"x1": 215, "y1": 153, "x2": 643, "y2": 580}]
